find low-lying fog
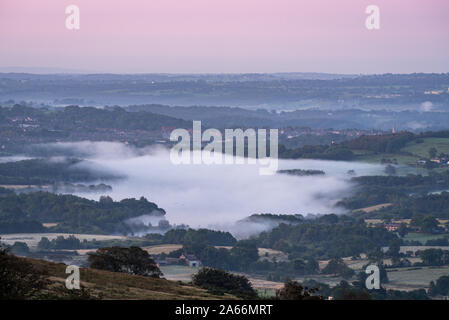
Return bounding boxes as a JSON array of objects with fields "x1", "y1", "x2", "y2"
[{"x1": 40, "y1": 142, "x2": 384, "y2": 232}]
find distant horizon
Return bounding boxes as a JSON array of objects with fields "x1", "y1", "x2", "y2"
[{"x1": 0, "y1": 67, "x2": 448, "y2": 76}]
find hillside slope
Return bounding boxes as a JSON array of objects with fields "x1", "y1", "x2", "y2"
[{"x1": 14, "y1": 256, "x2": 237, "y2": 300}]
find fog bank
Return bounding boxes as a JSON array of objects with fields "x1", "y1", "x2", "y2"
[{"x1": 48, "y1": 142, "x2": 384, "y2": 229}]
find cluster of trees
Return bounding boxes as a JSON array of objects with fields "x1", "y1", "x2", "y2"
[
  {"x1": 0, "y1": 158, "x2": 117, "y2": 185},
  {"x1": 254, "y1": 215, "x2": 397, "y2": 259},
  {"x1": 429, "y1": 275, "x2": 449, "y2": 297},
  {"x1": 0, "y1": 240, "x2": 46, "y2": 299},
  {"x1": 183, "y1": 240, "x2": 260, "y2": 272},
  {"x1": 263, "y1": 258, "x2": 319, "y2": 282},
  {"x1": 158, "y1": 228, "x2": 237, "y2": 246},
  {"x1": 0, "y1": 191, "x2": 166, "y2": 234},
  {"x1": 320, "y1": 258, "x2": 355, "y2": 279},
  {"x1": 38, "y1": 235, "x2": 83, "y2": 250},
  {"x1": 0, "y1": 104, "x2": 189, "y2": 132},
  {"x1": 192, "y1": 267, "x2": 257, "y2": 299},
  {"x1": 279, "y1": 144, "x2": 354, "y2": 161},
  {"x1": 88, "y1": 246, "x2": 162, "y2": 278},
  {"x1": 374, "y1": 192, "x2": 449, "y2": 220},
  {"x1": 340, "y1": 171, "x2": 449, "y2": 218},
  {"x1": 277, "y1": 169, "x2": 325, "y2": 176},
  {"x1": 275, "y1": 280, "x2": 321, "y2": 300},
  {"x1": 417, "y1": 249, "x2": 449, "y2": 266},
  {"x1": 341, "y1": 132, "x2": 415, "y2": 153},
  {"x1": 280, "y1": 130, "x2": 449, "y2": 164}
]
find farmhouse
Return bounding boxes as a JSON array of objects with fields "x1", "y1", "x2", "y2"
[
  {"x1": 385, "y1": 223, "x2": 400, "y2": 232},
  {"x1": 179, "y1": 254, "x2": 202, "y2": 267}
]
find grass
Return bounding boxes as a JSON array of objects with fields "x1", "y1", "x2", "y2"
[
  {"x1": 403, "y1": 232, "x2": 448, "y2": 245},
  {"x1": 402, "y1": 138, "x2": 449, "y2": 159},
  {"x1": 0, "y1": 233, "x2": 128, "y2": 248},
  {"x1": 386, "y1": 266, "x2": 449, "y2": 290},
  {"x1": 356, "y1": 152, "x2": 419, "y2": 166},
  {"x1": 355, "y1": 203, "x2": 392, "y2": 213},
  {"x1": 143, "y1": 244, "x2": 182, "y2": 255},
  {"x1": 354, "y1": 137, "x2": 449, "y2": 168},
  {"x1": 21, "y1": 256, "x2": 236, "y2": 300}
]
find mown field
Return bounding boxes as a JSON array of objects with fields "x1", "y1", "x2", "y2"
[
  {"x1": 402, "y1": 138, "x2": 449, "y2": 158},
  {"x1": 386, "y1": 266, "x2": 449, "y2": 291},
  {"x1": 0, "y1": 233, "x2": 128, "y2": 248},
  {"x1": 355, "y1": 137, "x2": 449, "y2": 168},
  {"x1": 403, "y1": 232, "x2": 449, "y2": 244}
]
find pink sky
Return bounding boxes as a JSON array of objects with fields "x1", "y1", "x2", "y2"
[{"x1": 0, "y1": 0, "x2": 448, "y2": 73}]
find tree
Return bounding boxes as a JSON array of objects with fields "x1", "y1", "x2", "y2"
[
  {"x1": 37, "y1": 237, "x2": 51, "y2": 250},
  {"x1": 88, "y1": 246, "x2": 162, "y2": 277},
  {"x1": 230, "y1": 240, "x2": 259, "y2": 269},
  {"x1": 387, "y1": 239, "x2": 401, "y2": 259},
  {"x1": 384, "y1": 164, "x2": 397, "y2": 176},
  {"x1": 276, "y1": 280, "x2": 321, "y2": 300},
  {"x1": 412, "y1": 215, "x2": 439, "y2": 233},
  {"x1": 429, "y1": 147, "x2": 438, "y2": 158},
  {"x1": 418, "y1": 249, "x2": 448, "y2": 266},
  {"x1": 9, "y1": 241, "x2": 30, "y2": 255},
  {"x1": 0, "y1": 240, "x2": 45, "y2": 299},
  {"x1": 397, "y1": 223, "x2": 408, "y2": 238},
  {"x1": 429, "y1": 275, "x2": 449, "y2": 296},
  {"x1": 192, "y1": 267, "x2": 257, "y2": 299},
  {"x1": 293, "y1": 259, "x2": 307, "y2": 274},
  {"x1": 305, "y1": 258, "x2": 319, "y2": 274},
  {"x1": 321, "y1": 258, "x2": 355, "y2": 279}
]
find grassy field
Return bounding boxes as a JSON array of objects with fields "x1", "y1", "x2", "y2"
[
  {"x1": 403, "y1": 232, "x2": 448, "y2": 244},
  {"x1": 386, "y1": 266, "x2": 449, "y2": 291},
  {"x1": 19, "y1": 256, "x2": 236, "y2": 299},
  {"x1": 294, "y1": 260, "x2": 449, "y2": 292},
  {"x1": 143, "y1": 244, "x2": 182, "y2": 255},
  {"x1": 356, "y1": 152, "x2": 419, "y2": 165},
  {"x1": 355, "y1": 137, "x2": 449, "y2": 168},
  {"x1": 159, "y1": 265, "x2": 285, "y2": 292},
  {"x1": 355, "y1": 203, "x2": 392, "y2": 213},
  {"x1": 0, "y1": 233, "x2": 128, "y2": 248},
  {"x1": 402, "y1": 138, "x2": 449, "y2": 159}
]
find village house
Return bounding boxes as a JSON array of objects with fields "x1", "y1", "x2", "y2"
[
  {"x1": 179, "y1": 254, "x2": 202, "y2": 267},
  {"x1": 385, "y1": 223, "x2": 400, "y2": 232}
]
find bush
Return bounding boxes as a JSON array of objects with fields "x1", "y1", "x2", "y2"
[
  {"x1": 88, "y1": 246, "x2": 162, "y2": 278},
  {"x1": 192, "y1": 267, "x2": 257, "y2": 299},
  {"x1": 321, "y1": 258, "x2": 355, "y2": 279},
  {"x1": 0, "y1": 242, "x2": 45, "y2": 299},
  {"x1": 276, "y1": 280, "x2": 321, "y2": 300}
]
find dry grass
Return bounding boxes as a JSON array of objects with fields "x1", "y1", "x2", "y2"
[
  {"x1": 21, "y1": 256, "x2": 236, "y2": 300},
  {"x1": 0, "y1": 233, "x2": 128, "y2": 248},
  {"x1": 142, "y1": 244, "x2": 182, "y2": 255},
  {"x1": 355, "y1": 203, "x2": 392, "y2": 213},
  {"x1": 257, "y1": 248, "x2": 289, "y2": 262},
  {"x1": 385, "y1": 266, "x2": 449, "y2": 291}
]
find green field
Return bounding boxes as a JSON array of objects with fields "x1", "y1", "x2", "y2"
[
  {"x1": 402, "y1": 232, "x2": 448, "y2": 245},
  {"x1": 356, "y1": 137, "x2": 449, "y2": 168},
  {"x1": 357, "y1": 152, "x2": 419, "y2": 165},
  {"x1": 386, "y1": 266, "x2": 449, "y2": 290},
  {"x1": 402, "y1": 138, "x2": 449, "y2": 158}
]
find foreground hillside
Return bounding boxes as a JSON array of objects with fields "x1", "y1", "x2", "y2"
[{"x1": 8, "y1": 256, "x2": 236, "y2": 300}]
